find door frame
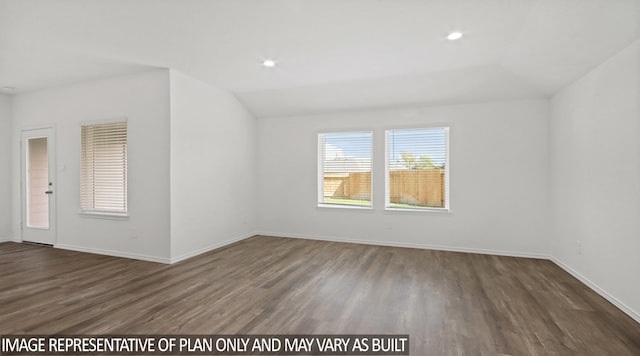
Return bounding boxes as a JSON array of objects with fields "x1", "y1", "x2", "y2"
[{"x1": 20, "y1": 126, "x2": 57, "y2": 245}]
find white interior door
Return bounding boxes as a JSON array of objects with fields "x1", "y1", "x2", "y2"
[{"x1": 21, "y1": 127, "x2": 56, "y2": 245}]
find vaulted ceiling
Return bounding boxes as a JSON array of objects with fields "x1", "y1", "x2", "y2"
[{"x1": 1, "y1": 0, "x2": 638, "y2": 117}]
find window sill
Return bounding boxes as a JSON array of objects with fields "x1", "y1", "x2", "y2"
[
  {"x1": 78, "y1": 211, "x2": 130, "y2": 220},
  {"x1": 384, "y1": 207, "x2": 452, "y2": 214},
  {"x1": 317, "y1": 203, "x2": 373, "y2": 211}
]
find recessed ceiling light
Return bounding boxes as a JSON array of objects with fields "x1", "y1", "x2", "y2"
[
  {"x1": 447, "y1": 32, "x2": 463, "y2": 41},
  {"x1": 262, "y1": 59, "x2": 276, "y2": 68}
]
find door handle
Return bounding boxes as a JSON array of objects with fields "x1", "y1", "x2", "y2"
[{"x1": 45, "y1": 190, "x2": 53, "y2": 195}]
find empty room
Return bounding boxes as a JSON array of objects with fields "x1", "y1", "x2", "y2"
[{"x1": 0, "y1": 0, "x2": 639, "y2": 355}]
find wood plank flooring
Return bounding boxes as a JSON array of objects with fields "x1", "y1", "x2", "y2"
[{"x1": 1, "y1": 236, "x2": 639, "y2": 355}]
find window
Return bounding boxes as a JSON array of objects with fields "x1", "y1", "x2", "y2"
[
  {"x1": 318, "y1": 131, "x2": 372, "y2": 207},
  {"x1": 80, "y1": 121, "x2": 128, "y2": 214},
  {"x1": 386, "y1": 127, "x2": 449, "y2": 210}
]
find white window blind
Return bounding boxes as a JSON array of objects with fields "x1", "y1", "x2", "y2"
[
  {"x1": 81, "y1": 121, "x2": 128, "y2": 213},
  {"x1": 318, "y1": 131, "x2": 372, "y2": 207},
  {"x1": 386, "y1": 127, "x2": 449, "y2": 210}
]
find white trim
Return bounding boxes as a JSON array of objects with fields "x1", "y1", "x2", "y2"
[
  {"x1": 444, "y1": 126, "x2": 450, "y2": 210},
  {"x1": 318, "y1": 133, "x2": 324, "y2": 204},
  {"x1": 384, "y1": 126, "x2": 450, "y2": 211},
  {"x1": 170, "y1": 232, "x2": 256, "y2": 264},
  {"x1": 255, "y1": 231, "x2": 548, "y2": 259},
  {"x1": 55, "y1": 243, "x2": 170, "y2": 264},
  {"x1": 317, "y1": 204, "x2": 373, "y2": 210},
  {"x1": 384, "y1": 207, "x2": 451, "y2": 214},
  {"x1": 317, "y1": 130, "x2": 374, "y2": 207},
  {"x1": 78, "y1": 211, "x2": 130, "y2": 220},
  {"x1": 550, "y1": 256, "x2": 640, "y2": 324},
  {"x1": 0, "y1": 237, "x2": 27, "y2": 243},
  {"x1": 21, "y1": 126, "x2": 57, "y2": 245},
  {"x1": 79, "y1": 120, "x2": 128, "y2": 214},
  {"x1": 38, "y1": 232, "x2": 256, "y2": 265}
]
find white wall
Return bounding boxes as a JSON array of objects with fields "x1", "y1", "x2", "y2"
[
  {"x1": 550, "y1": 40, "x2": 640, "y2": 321},
  {"x1": 257, "y1": 99, "x2": 550, "y2": 256},
  {"x1": 169, "y1": 70, "x2": 257, "y2": 262},
  {"x1": 11, "y1": 70, "x2": 171, "y2": 261},
  {"x1": 0, "y1": 94, "x2": 12, "y2": 241}
]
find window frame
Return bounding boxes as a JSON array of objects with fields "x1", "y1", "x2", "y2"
[
  {"x1": 78, "y1": 118, "x2": 129, "y2": 219},
  {"x1": 384, "y1": 126, "x2": 450, "y2": 212},
  {"x1": 317, "y1": 130, "x2": 374, "y2": 209}
]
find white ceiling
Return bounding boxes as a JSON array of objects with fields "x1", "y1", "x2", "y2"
[{"x1": 0, "y1": 0, "x2": 638, "y2": 118}]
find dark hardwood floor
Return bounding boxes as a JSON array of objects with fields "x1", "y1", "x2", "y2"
[{"x1": 1, "y1": 236, "x2": 639, "y2": 355}]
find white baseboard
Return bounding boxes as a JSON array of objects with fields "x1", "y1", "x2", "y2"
[
  {"x1": 255, "y1": 231, "x2": 548, "y2": 259},
  {"x1": 52, "y1": 232, "x2": 256, "y2": 265},
  {"x1": 0, "y1": 236, "x2": 19, "y2": 243},
  {"x1": 56, "y1": 243, "x2": 171, "y2": 264},
  {"x1": 550, "y1": 256, "x2": 640, "y2": 324},
  {"x1": 170, "y1": 232, "x2": 256, "y2": 264}
]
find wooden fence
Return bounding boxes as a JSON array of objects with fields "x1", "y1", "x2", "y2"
[
  {"x1": 324, "y1": 172, "x2": 372, "y2": 201},
  {"x1": 324, "y1": 169, "x2": 445, "y2": 207}
]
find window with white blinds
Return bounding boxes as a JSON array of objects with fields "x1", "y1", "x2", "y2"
[
  {"x1": 80, "y1": 121, "x2": 128, "y2": 214},
  {"x1": 386, "y1": 127, "x2": 449, "y2": 210},
  {"x1": 318, "y1": 131, "x2": 372, "y2": 207}
]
